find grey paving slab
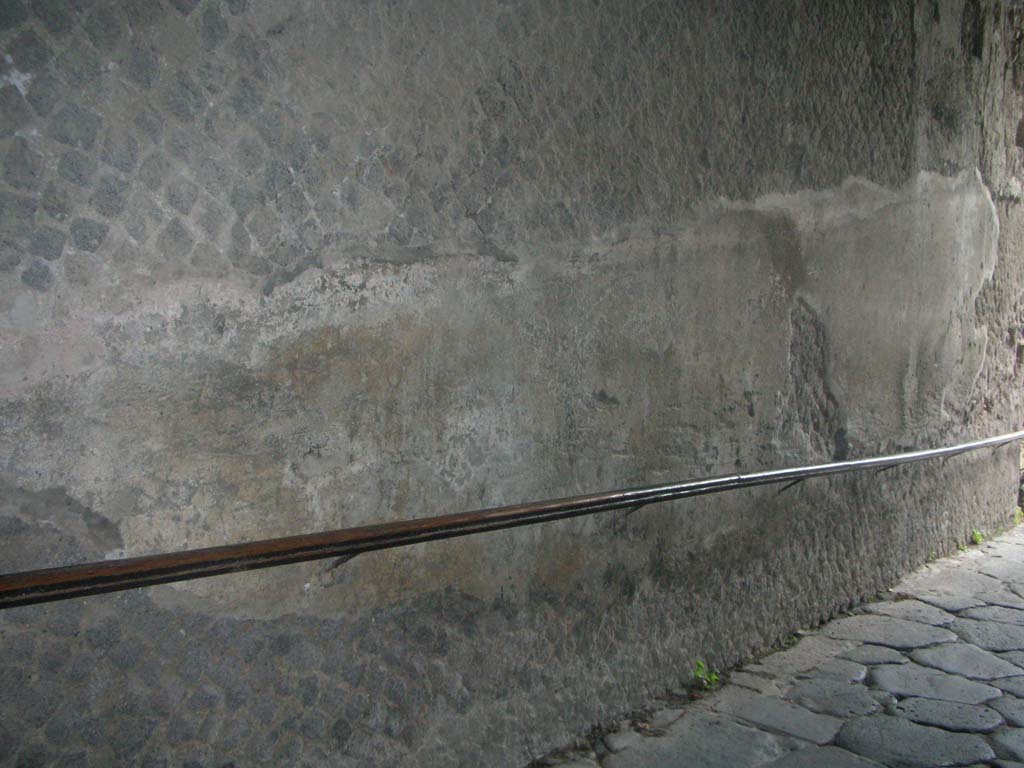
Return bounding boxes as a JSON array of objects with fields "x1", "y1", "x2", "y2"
[
  {"x1": 869, "y1": 663, "x2": 1001, "y2": 704},
  {"x1": 962, "y1": 606, "x2": 1024, "y2": 626},
  {"x1": 994, "y1": 677, "x2": 1024, "y2": 697},
  {"x1": 991, "y1": 696, "x2": 1024, "y2": 727},
  {"x1": 784, "y1": 679, "x2": 881, "y2": 718},
  {"x1": 863, "y1": 600, "x2": 956, "y2": 626},
  {"x1": 912, "y1": 594, "x2": 987, "y2": 612},
  {"x1": 729, "y1": 696, "x2": 843, "y2": 745},
  {"x1": 806, "y1": 658, "x2": 867, "y2": 683},
  {"x1": 952, "y1": 619, "x2": 1024, "y2": 652},
  {"x1": 601, "y1": 711, "x2": 787, "y2": 768},
  {"x1": 889, "y1": 697, "x2": 1004, "y2": 733},
  {"x1": 841, "y1": 645, "x2": 909, "y2": 665},
  {"x1": 765, "y1": 745, "x2": 885, "y2": 767},
  {"x1": 835, "y1": 715, "x2": 996, "y2": 768},
  {"x1": 979, "y1": 560, "x2": 1024, "y2": 584},
  {"x1": 1003, "y1": 651, "x2": 1024, "y2": 668},
  {"x1": 993, "y1": 727, "x2": 1024, "y2": 761},
  {"x1": 823, "y1": 615, "x2": 957, "y2": 649},
  {"x1": 910, "y1": 643, "x2": 1024, "y2": 680}
]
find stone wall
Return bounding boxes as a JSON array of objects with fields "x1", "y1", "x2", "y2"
[{"x1": 1, "y1": 1, "x2": 1023, "y2": 765}]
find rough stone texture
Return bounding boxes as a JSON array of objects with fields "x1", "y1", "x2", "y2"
[
  {"x1": 824, "y1": 616, "x2": 958, "y2": 649},
  {"x1": 953, "y1": 620, "x2": 1024, "y2": 652},
  {"x1": 842, "y1": 646, "x2": 910, "y2": 666},
  {"x1": 0, "y1": 1, "x2": 1023, "y2": 766},
  {"x1": 766, "y1": 747, "x2": 885, "y2": 767},
  {"x1": 601, "y1": 711, "x2": 787, "y2": 768},
  {"x1": 835, "y1": 715, "x2": 996, "y2": 767},
  {"x1": 863, "y1": 600, "x2": 956, "y2": 626},
  {"x1": 869, "y1": 663, "x2": 1002, "y2": 704},
  {"x1": 889, "y1": 697, "x2": 1005, "y2": 733},
  {"x1": 784, "y1": 679, "x2": 882, "y2": 719},
  {"x1": 911, "y1": 643, "x2": 1024, "y2": 680},
  {"x1": 729, "y1": 695, "x2": 844, "y2": 744}
]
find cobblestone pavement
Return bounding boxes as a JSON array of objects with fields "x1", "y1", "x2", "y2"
[{"x1": 534, "y1": 526, "x2": 1024, "y2": 768}]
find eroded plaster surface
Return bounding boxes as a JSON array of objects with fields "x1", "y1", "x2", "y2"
[{"x1": 1, "y1": 1, "x2": 1023, "y2": 765}]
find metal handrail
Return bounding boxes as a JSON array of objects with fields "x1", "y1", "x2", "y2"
[{"x1": 2, "y1": 429, "x2": 1022, "y2": 610}]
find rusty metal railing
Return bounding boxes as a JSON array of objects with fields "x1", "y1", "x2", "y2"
[{"x1": 1, "y1": 429, "x2": 1022, "y2": 610}]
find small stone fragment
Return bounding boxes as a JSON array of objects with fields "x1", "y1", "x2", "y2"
[
  {"x1": 69, "y1": 218, "x2": 108, "y2": 252},
  {"x1": 20, "y1": 259, "x2": 51, "y2": 291},
  {"x1": 28, "y1": 226, "x2": 65, "y2": 260},
  {"x1": 0, "y1": 86, "x2": 33, "y2": 137}
]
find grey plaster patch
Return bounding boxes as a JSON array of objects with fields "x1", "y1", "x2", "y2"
[
  {"x1": 910, "y1": 643, "x2": 1024, "y2": 680},
  {"x1": 889, "y1": 697, "x2": 1004, "y2": 733},
  {"x1": 862, "y1": 600, "x2": 956, "y2": 626},
  {"x1": 952, "y1": 620, "x2": 1024, "y2": 652},
  {"x1": 869, "y1": 663, "x2": 1001, "y2": 704},
  {"x1": 835, "y1": 715, "x2": 995, "y2": 768},
  {"x1": 823, "y1": 615, "x2": 957, "y2": 649}
]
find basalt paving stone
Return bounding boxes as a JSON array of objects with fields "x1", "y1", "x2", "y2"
[
  {"x1": 888, "y1": 697, "x2": 1005, "y2": 733},
  {"x1": 601, "y1": 711, "x2": 787, "y2": 768},
  {"x1": 729, "y1": 695, "x2": 844, "y2": 745},
  {"x1": 911, "y1": 594, "x2": 987, "y2": 612},
  {"x1": 869, "y1": 663, "x2": 1002, "y2": 704},
  {"x1": 953, "y1": 619, "x2": 1024, "y2": 652},
  {"x1": 784, "y1": 679, "x2": 881, "y2": 718},
  {"x1": 1003, "y1": 652, "x2": 1024, "y2": 668},
  {"x1": 979, "y1": 560, "x2": 1024, "y2": 584},
  {"x1": 803, "y1": 658, "x2": 868, "y2": 683},
  {"x1": 994, "y1": 678, "x2": 1024, "y2": 698},
  {"x1": 765, "y1": 745, "x2": 885, "y2": 767},
  {"x1": 991, "y1": 696, "x2": 1024, "y2": 727},
  {"x1": 863, "y1": 600, "x2": 956, "y2": 626},
  {"x1": 993, "y1": 728, "x2": 1024, "y2": 761},
  {"x1": 910, "y1": 643, "x2": 1024, "y2": 680},
  {"x1": 823, "y1": 615, "x2": 957, "y2": 649},
  {"x1": 962, "y1": 606, "x2": 1024, "y2": 626},
  {"x1": 835, "y1": 715, "x2": 996, "y2": 768},
  {"x1": 842, "y1": 645, "x2": 909, "y2": 665}
]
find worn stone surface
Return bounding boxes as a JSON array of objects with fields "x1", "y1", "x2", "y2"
[
  {"x1": 992, "y1": 697, "x2": 1024, "y2": 727},
  {"x1": 842, "y1": 646, "x2": 909, "y2": 666},
  {"x1": 1, "y1": 1, "x2": 1023, "y2": 766},
  {"x1": 729, "y1": 695, "x2": 843, "y2": 744},
  {"x1": 601, "y1": 711, "x2": 786, "y2": 768},
  {"x1": 765, "y1": 746, "x2": 885, "y2": 767},
  {"x1": 824, "y1": 616, "x2": 957, "y2": 649},
  {"x1": 911, "y1": 644, "x2": 1024, "y2": 680},
  {"x1": 953, "y1": 621, "x2": 1024, "y2": 653},
  {"x1": 889, "y1": 697, "x2": 1005, "y2": 733},
  {"x1": 863, "y1": 600, "x2": 956, "y2": 627},
  {"x1": 784, "y1": 679, "x2": 882, "y2": 719},
  {"x1": 869, "y1": 663, "x2": 1001, "y2": 704},
  {"x1": 835, "y1": 715, "x2": 996, "y2": 768},
  {"x1": 963, "y1": 607, "x2": 1024, "y2": 627}
]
